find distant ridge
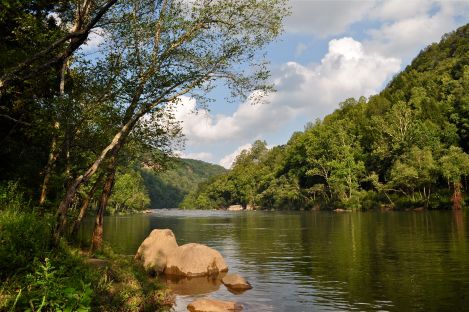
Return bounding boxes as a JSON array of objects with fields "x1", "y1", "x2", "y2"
[{"x1": 141, "y1": 158, "x2": 226, "y2": 208}]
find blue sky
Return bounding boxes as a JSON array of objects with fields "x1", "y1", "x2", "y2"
[{"x1": 83, "y1": 0, "x2": 469, "y2": 168}]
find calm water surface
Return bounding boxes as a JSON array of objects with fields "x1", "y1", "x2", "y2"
[{"x1": 80, "y1": 210, "x2": 469, "y2": 311}]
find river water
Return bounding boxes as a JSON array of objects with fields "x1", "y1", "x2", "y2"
[{"x1": 80, "y1": 210, "x2": 469, "y2": 311}]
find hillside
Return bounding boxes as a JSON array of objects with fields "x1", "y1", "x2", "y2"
[
  {"x1": 141, "y1": 158, "x2": 226, "y2": 208},
  {"x1": 181, "y1": 23, "x2": 469, "y2": 210}
]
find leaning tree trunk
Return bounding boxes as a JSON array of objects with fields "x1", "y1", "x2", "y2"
[
  {"x1": 89, "y1": 169, "x2": 116, "y2": 253},
  {"x1": 90, "y1": 155, "x2": 118, "y2": 252},
  {"x1": 53, "y1": 120, "x2": 133, "y2": 244},
  {"x1": 70, "y1": 172, "x2": 105, "y2": 238},
  {"x1": 452, "y1": 180, "x2": 462, "y2": 210},
  {"x1": 39, "y1": 57, "x2": 68, "y2": 206},
  {"x1": 39, "y1": 121, "x2": 60, "y2": 206},
  {"x1": 53, "y1": 78, "x2": 146, "y2": 244}
]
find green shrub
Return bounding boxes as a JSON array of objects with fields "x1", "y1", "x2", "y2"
[
  {"x1": 0, "y1": 181, "x2": 30, "y2": 212},
  {"x1": 0, "y1": 210, "x2": 52, "y2": 276},
  {"x1": 19, "y1": 257, "x2": 92, "y2": 312}
]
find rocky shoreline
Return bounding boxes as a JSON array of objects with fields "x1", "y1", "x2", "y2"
[{"x1": 135, "y1": 229, "x2": 251, "y2": 311}]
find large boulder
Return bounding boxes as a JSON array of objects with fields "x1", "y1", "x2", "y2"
[
  {"x1": 221, "y1": 273, "x2": 252, "y2": 291},
  {"x1": 187, "y1": 298, "x2": 242, "y2": 312},
  {"x1": 165, "y1": 243, "x2": 228, "y2": 277},
  {"x1": 135, "y1": 229, "x2": 178, "y2": 273}
]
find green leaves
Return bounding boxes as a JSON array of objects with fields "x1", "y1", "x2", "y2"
[
  {"x1": 23, "y1": 258, "x2": 92, "y2": 312},
  {"x1": 439, "y1": 146, "x2": 469, "y2": 183}
]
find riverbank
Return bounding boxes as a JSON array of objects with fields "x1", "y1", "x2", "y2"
[{"x1": 0, "y1": 209, "x2": 173, "y2": 311}]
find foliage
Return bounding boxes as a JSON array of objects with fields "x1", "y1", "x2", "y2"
[
  {"x1": 439, "y1": 146, "x2": 469, "y2": 184},
  {"x1": 142, "y1": 158, "x2": 226, "y2": 208},
  {"x1": 0, "y1": 180, "x2": 169, "y2": 311},
  {"x1": 108, "y1": 169, "x2": 151, "y2": 213},
  {"x1": 0, "y1": 210, "x2": 52, "y2": 277},
  {"x1": 21, "y1": 258, "x2": 92, "y2": 312},
  {"x1": 0, "y1": 181, "x2": 30, "y2": 212},
  {"x1": 182, "y1": 24, "x2": 469, "y2": 211}
]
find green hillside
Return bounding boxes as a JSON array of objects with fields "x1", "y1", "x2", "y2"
[
  {"x1": 181, "y1": 23, "x2": 469, "y2": 211},
  {"x1": 141, "y1": 158, "x2": 226, "y2": 208}
]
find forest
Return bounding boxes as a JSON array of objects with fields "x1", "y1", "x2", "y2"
[
  {"x1": 181, "y1": 23, "x2": 469, "y2": 211},
  {"x1": 0, "y1": 0, "x2": 288, "y2": 310},
  {"x1": 142, "y1": 158, "x2": 226, "y2": 208}
]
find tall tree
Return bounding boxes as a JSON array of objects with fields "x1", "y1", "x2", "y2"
[{"x1": 54, "y1": 0, "x2": 289, "y2": 244}]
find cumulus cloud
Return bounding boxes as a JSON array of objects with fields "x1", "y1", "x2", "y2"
[
  {"x1": 364, "y1": 1, "x2": 468, "y2": 59},
  {"x1": 284, "y1": 1, "x2": 468, "y2": 60},
  {"x1": 219, "y1": 144, "x2": 252, "y2": 169},
  {"x1": 175, "y1": 37, "x2": 400, "y2": 147},
  {"x1": 370, "y1": 0, "x2": 434, "y2": 21}
]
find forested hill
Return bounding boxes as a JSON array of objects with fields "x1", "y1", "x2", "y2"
[
  {"x1": 181, "y1": 23, "x2": 469, "y2": 211},
  {"x1": 142, "y1": 158, "x2": 226, "y2": 208}
]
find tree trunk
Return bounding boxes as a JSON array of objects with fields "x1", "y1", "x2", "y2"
[
  {"x1": 53, "y1": 92, "x2": 145, "y2": 243},
  {"x1": 90, "y1": 166, "x2": 116, "y2": 253},
  {"x1": 452, "y1": 180, "x2": 462, "y2": 210},
  {"x1": 53, "y1": 116, "x2": 140, "y2": 245},
  {"x1": 39, "y1": 121, "x2": 60, "y2": 206},
  {"x1": 70, "y1": 172, "x2": 104, "y2": 238},
  {"x1": 39, "y1": 54, "x2": 69, "y2": 206}
]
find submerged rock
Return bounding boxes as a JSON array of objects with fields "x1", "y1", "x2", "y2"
[
  {"x1": 135, "y1": 229, "x2": 178, "y2": 273},
  {"x1": 221, "y1": 273, "x2": 252, "y2": 291},
  {"x1": 187, "y1": 298, "x2": 243, "y2": 312},
  {"x1": 162, "y1": 275, "x2": 224, "y2": 296},
  {"x1": 165, "y1": 243, "x2": 228, "y2": 277}
]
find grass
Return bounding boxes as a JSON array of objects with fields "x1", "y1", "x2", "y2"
[{"x1": 0, "y1": 182, "x2": 173, "y2": 312}]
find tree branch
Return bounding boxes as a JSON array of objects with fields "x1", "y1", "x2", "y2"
[{"x1": 0, "y1": 0, "x2": 118, "y2": 91}]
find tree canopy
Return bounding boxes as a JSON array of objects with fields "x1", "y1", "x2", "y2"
[{"x1": 182, "y1": 23, "x2": 469, "y2": 211}]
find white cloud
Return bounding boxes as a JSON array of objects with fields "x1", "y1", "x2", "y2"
[
  {"x1": 284, "y1": 1, "x2": 469, "y2": 60},
  {"x1": 364, "y1": 1, "x2": 469, "y2": 58},
  {"x1": 286, "y1": 0, "x2": 375, "y2": 37},
  {"x1": 364, "y1": 1, "x2": 468, "y2": 59},
  {"x1": 219, "y1": 143, "x2": 252, "y2": 169},
  {"x1": 370, "y1": 0, "x2": 433, "y2": 21},
  {"x1": 175, "y1": 37, "x2": 401, "y2": 147}
]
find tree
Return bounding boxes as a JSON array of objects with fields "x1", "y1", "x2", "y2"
[
  {"x1": 439, "y1": 146, "x2": 469, "y2": 209},
  {"x1": 0, "y1": 0, "x2": 118, "y2": 93},
  {"x1": 53, "y1": 0, "x2": 289, "y2": 247},
  {"x1": 304, "y1": 121, "x2": 365, "y2": 208},
  {"x1": 388, "y1": 147, "x2": 437, "y2": 206}
]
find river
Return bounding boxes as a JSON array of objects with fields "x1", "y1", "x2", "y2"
[{"x1": 80, "y1": 210, "x2": 469, "y2": 311}]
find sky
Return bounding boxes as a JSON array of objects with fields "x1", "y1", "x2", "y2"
[{"x1": 85, "y1": 0, "x2": 469, "y2": 168}]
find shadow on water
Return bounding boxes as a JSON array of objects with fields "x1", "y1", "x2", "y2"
[{"x1": 79, "y1": 210, "x2": 469, "y2": 311}]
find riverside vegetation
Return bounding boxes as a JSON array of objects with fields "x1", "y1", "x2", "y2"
[
  {"x1": 181, "y1": 24, "x2": 469, "y2": 211},
  {"x1": 0, "y1": 0, "x2": 288, "y2": 310}
]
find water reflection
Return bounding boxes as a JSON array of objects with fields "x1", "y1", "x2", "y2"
[
  {"x1": 79, "y1": 210, "x2": 469, "y2": 311},
  {"x1": 162, "y1": 274, "x2": 224, "y2": 296}
]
